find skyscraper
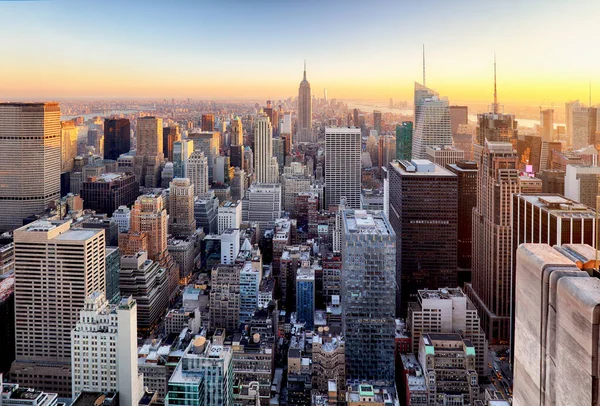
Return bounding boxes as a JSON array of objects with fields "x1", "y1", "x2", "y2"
[
  {"x1": 388, "y1": 159, "x2": 458, "y2": 314},
  {"x1": 396, "y1": 121, "x2": 413, "y2": 160},
  {"x1": 230, "y1": 116, "x2": 243, "y2": 146},
  {"x1": 173, "y1": 139, "x2": 194, "y2": 178},
  {"x1": 188, "y1": 150, "x2": 209, "y2": 198},
  {"x1": 0, "y1": 102, "x2": 61, "y2": 232},
  {"x1": 565, "y1": 99, "x2": 581, "y2": 141},
  {"x1": 162, "y1": 125, "x2": 181, "y2": 162},
  {"x1": 210, "y1": 264, "x2": 241, "y2": 333},
  {"x1": 539, "y1": 108, "x2": 554, "y2": 142},
  {"x1": 10, "y1": 220, "x2": 106, "y2": 397},
  {"x1": 465, "y1": 141, "x2": 520, "y2": 343},
  {"x1": 297, "y1": 62, "x2": 313, "y2": 143},
  {"x1": 104, "y1": 118, "x2": 131, "y2": 161},
  {"x1": 513, "y1": 243, "x2": 599, "y2": 406},
  {"x1": 61, "y1": 120, "x2": 78, "y2": 172},
  {"x1": 127, "y1": 194, "x2": 179, "y2": 299},
  {"x1": 135, "y1": 116, "x2": 164, "y2": 187},
  {"x1": 71, "y1": 293, "x2": 143, "y2": 405},
  {"x1": 254, "y1": 113, "x2": 278, "y2": 183},
  {"x1": 373, "y1": 110, "x2": 382, "y2": 135},
  {"x1": 168, "y1": 178, "x2": 196, "y2": 238},
  {"x1": 341, "y1": 210, "x2": 396, "y2": 382},
  {"x1": 325, "y1": 127, "x2": 361, "y2": 209},
  {"x1": 446, "y1": 161, "x2": 478, "y2": 283},
  {"x1": 296, "y1": 266, "x2": 315, "y2": 329},
  {"x1": 411, "y1": 83, "x2": 452, "y2": 159},
  {"x1": 202, "y1": 113, "x2": 215, "y2": 132},
  {"x1": 188, "y1": 131, "x2": 220, "y2": 183},
  {"x1": 572, "y1": 106, "x2": 597, "y2": 149},
  {"x1": 449, "y1": 105, "x2": 468, "y2": 134}
]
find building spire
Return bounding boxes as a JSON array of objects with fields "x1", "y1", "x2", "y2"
[
  {"x1": 303, "y1": 60, "x2": 307, "y2": 81},
  {"x1": 422, "y1": 44, "x2": 426, "y2": 87},
  {"x1": 493, "y1": 53, "x2": 498, "y2": 114}
]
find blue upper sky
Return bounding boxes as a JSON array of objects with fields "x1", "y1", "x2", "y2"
[{"x1": 1, "y1": 0, "x2": 599, "y2": 103}]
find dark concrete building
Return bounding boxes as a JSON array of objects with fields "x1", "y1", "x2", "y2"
[
  {"x1": 446, "y1": 160, "x2": 478, "y2": 285},
  {"x1": 388, "y1": 159, "x2": 458, "y2": 316},
  {"x1": 104, "y1": 118, "x2": 130, "y2": 160},
  {"x1": 80, "y1": 173, "x2": 139, "y2": 215},
  {"x1": 539, "y1": 169, "x2": 565, "y2": 195}
]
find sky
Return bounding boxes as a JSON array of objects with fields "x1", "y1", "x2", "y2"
[{"x1": 0, "y1": 0, "x2": 599, "y2": 106}]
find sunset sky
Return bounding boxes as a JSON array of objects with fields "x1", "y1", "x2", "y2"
[{"x1": 0, "y1": 0, "x2": 599, "y2": 106}]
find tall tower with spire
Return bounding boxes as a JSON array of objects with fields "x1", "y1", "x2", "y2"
[
  {"x1": 475, "y1": 56, "x2": 518, "y2": 147},
  {"x1": 297, "y1": 61, "x2": 313, "y2": 143}
]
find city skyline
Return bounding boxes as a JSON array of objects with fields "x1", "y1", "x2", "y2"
[{"x1": 1, "y1": 0, "x2": 599, "y2": 105}]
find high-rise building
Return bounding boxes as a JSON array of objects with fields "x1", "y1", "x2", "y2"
[
  {"x1": 230, "y1": 116, "x2": 243, "y2": 146},
  {"x1": 168, "y1": 178, "x2": 196, "y2": 238},
  {"x1": 565, "y1": 99, "x2": 580, "y2": 141},
  {"x1": 446, "y1": 160, "x2": 478, "y2": 280},
  {"x1": 10, "y1": 220, "x2": 105, "y2": 397},
  {"x1": 297, "y1": 63, "x2": 313, "y2": 143},
  {"x1": 325, "y1": 127, "x2": 361, "y2": 209},
  {"x1": 377, "y1": 135, "x2": 396, "y2": 177},
  {"x1": 220, "y1": 228, "x2": 240, "y2": 265},
  {"x1": 564, "y1": 164, "x2": 600, "y2": 208},
  {"x1": 418, "y1": 333, "x2": 480, "y2": 405},
  {"x1": 127, "y1": 194, "x2": 179, "y2": 298},
  {"x1": 173, "y1": 139, "x2": 194, "y2": 178},
  {"x1": 425, "y1": 145, "x2": 465, "y2": 167},
  {"x1": 71, "y1": 293, "x2": 143, "y2": 405},
  {"x1": 296, "y1": 266, "x2": 315, "y2": 329},
  {"x1": 449, "y1": 105, "x2": 468, "y2": 134},
  {"x1": 112, "y1": 205, "x2": 131, "y2": 233},
  {"x1": 407, "y1": 288, "x2": 487, "y2": 375},
  {"x1": 210, "y1": 264, "x2": 241, "y2": 333},
  {"x1": 166, "y1": 339, "x2": 234, "y2": 406},
  {"x1": 104, "y1": 118, "x2": 131, "y2": 161},
  {"x1": 476, "y1": 112, "x2": 518, "y2": 147},
  {"x1": 87, "y1": 129, "x2": 103, "y2": 155},
  {"x1": 188, "y1": 150, "x2": 209, "y2": 198},
  {"x1": 373, "y1": 110, "x2": 382, "y2": 134},
  {"x1": 540, "y1": 108, "x2": 554, "y2": 142},
  {"x1": 513, "y1": 243, "x2": 599, "y2": 406},
  {"x1": 201, "y1": 114, "x2": 215, "y2": 132},
  {"x1": 411, "y1": 83, "x2": 452, "y2": 159},
  {"x1": 465, "y1": 141, "x2": 519, "y2": 343},
  {"x1": 396, "y1": 121, "x2": 413, "y2": 161},
  {"x1": 254, "y1": 114, "x2": 278, "y2": 183},
  {"x1": 135, "y1": 116, "x2": 164, "y2": 187},
  {"x1": 388, "y1": 159, "x2": 458, "y2": 314},
  {"x1": 243, "y1": 183, "x2": 281, "y2": 234},
  {"x1": 0, "y1": 102, "x2": 61, "y2": 232},
  {"x1": 119, "y1": 251, "x2": 169, "y2": 332},
  {"x1": 162, "y1": 125, "x2": 181, "y2": 162},
  {"x1": 61, "y1": 120, "x2": 78, "y2": 172},
  {"x1": 217, "y1": 200, "x2": 242, "y2": 234},
  {"x1": 341, "y1": 210, "x2": 396, "y2": 382},
  {"x1": 572, "y1": 106, "x2": 598, "y2": 149},
  {"x1": 80, "y1": 173, "x2": 139, "y2": 215},
  {"x1": 188, "y1": 131, "x2": 220, "y2": 183}
]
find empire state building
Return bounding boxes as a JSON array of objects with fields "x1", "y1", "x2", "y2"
[{"x1": 297, "y1": 62, "x2": 313, "y2": 143}]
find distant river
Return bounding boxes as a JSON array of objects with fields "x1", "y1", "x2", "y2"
[{"x1": 61, "y1": 109, "x2": 143, "y2": 121}]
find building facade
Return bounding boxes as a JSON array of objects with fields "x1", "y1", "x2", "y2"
[
  {"x1": 0, "y1": 103, "x2": 61, "y2": 232},
  {"x1": 325, "y1": 127, "x2": 361, "y2": 209}
]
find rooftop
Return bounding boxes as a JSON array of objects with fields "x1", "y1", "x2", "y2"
[
  {"x1": 343, "y1": 210, "x2": 393, "y2": 236},
  {"x1": 517, "y1": 194, "x2": 595, "y2": 218},
  {"x1": 390, "y1": 159, "x2": 456, "y2": 177}
]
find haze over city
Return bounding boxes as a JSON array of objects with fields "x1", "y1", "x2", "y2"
[{"x1": 1, "y1": 0, "x2": 599, "y2": 106}]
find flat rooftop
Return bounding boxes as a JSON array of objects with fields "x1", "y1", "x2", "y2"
[
  {"x1": 517, "y1": 194, "x2": 595, "y2": 218},
  {"x1": 390, "y1": 159, "x2": 456, "y2": 177},
  {"x1": 343, "y1": 210, "x2": 393, "y2": 236},
  {"x1": 419, "y1": 287, "x2": 465, "y2": 300}
]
